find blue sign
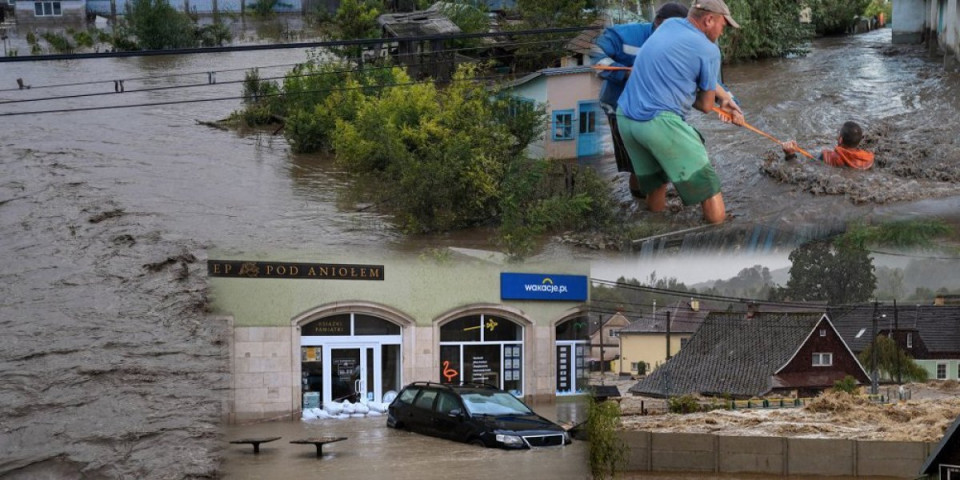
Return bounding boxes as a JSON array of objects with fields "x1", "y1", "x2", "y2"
[{"x1": 500, "y1": 273, "x2": 588, "y2": 301}]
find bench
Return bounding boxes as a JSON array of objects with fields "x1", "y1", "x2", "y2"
[
  {"x1": 229, "y1": 436, "x2": 281, "y2": 454},
  {"x1": 290, "y1": 436, "x2": 348, "y2": 458}
]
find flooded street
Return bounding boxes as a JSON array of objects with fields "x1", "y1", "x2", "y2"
[
  {"x1": 1, "y1": 27, "x2": 959, "y2": 478},
  {"x1": 222, "y1": 400, "x2": 587, "y2": 479}
]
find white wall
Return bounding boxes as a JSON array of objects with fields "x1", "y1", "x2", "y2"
[{"x1": 892, "y1": 0, "x2": 927, "y2": 43}]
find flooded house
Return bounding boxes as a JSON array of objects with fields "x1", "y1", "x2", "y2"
[
  {"x1": 207, "y1": 250, "x2": 592, "y2": 423},
  {"x1": 629, "y1": 310, "x2": 870, "y2": 399},
  {"x1": 893, "y1": 0, "x2": 960, "y2": 69}
]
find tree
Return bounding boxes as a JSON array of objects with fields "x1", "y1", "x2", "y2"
[
  {"x1": 721, "y1": 0, "x2": 812, "y2": 61},
  {"x1": 124, "y1": 0, "x2": 198, "y2": 50},
  {"x1": 508, "y1": 0, "x2": 595, "y2": 71},
  {"x1": 807, "y1": 0, "x2": 872, "y2": 35},
  {"x1": 332, "y1": 0, "x2": 382, "y2": 59},
  {"x1": 781, "y1": 239, "x2": 876, "y2": 305},
  {"x1": 858, "y1": 335, "x2": 928, "y2": 382}
]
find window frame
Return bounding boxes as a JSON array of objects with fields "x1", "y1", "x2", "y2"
[
  {"x1": 812, "y1": 352, "x2": 833, "y2": 367},
  {"x1": 551, "y1": 109, "x2": 575, "y2": 141},
  {"x1": 33, "y1": 1, "x2": 62, "y2": 16},
  {"x1": 937, "y1": 363, "x2": 947, "y2": 380},
  {"x1": 907, "y1": 333, "x2": 913, "y2": 348}
]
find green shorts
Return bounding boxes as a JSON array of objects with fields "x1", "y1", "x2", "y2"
[{"x1": 616, "y1": 109, "x2": 721, "y2": 206}]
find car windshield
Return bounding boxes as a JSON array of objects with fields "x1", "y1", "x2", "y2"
[{"x1": 460, "y1": 391, "x2": 533, "y2": 416}]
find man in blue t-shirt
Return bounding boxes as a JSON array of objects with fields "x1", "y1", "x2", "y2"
[
  {"x1": 617, "y1": 0, "x2": 744, "y2": 225},
  {"x1": 592, "y1": 3, "x2": 689, "y2": 198}
]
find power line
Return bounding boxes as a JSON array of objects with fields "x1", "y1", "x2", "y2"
[
  {"x1": 0, "y1": 38, "x2": 578, "y2": 106},
  {"x1": 0, "y1": 25, "x2": 601, "y2": 63},
  {"x1": 1, "y1": 35, "x2": 575, "y2": 94}
]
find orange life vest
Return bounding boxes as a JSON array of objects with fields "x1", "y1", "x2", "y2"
[{"x1": 822, "y1": 146, "x2": 875, "y2": 170}]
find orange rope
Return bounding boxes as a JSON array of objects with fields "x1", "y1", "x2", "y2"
[
  {"x1": 590, "y1": 64, "x2": 816, "y2": 160},
  {"x1": 709, "y1": 107, "x2": 815, "y2": 160}
]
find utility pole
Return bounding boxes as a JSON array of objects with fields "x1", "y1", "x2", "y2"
[
  {"x1": 665, "y1": 310, "x2": 672, "y2": 360},
  {"x1": 894, "y1": 299, "x2": 901, "y2": 385},
  {"x1": 871, "y1": 301, "x2": 879, "y2": 395},
  {"x1": 598, "y1": 313, "x2": 605, "y2": 383}
]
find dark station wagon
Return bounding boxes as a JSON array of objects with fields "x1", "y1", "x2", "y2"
[{"x1": 386, "y1": 382, "x2": 572, "y2": 449}]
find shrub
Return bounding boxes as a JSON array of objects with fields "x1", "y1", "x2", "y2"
[
  {"x1": 668, "y1": 394, "x2": 701, "y2": 414},
  {"x1": 586, "y1": 397, "x2": 628, "y2": 480},
  {"x1": 833, "y1": 375, "x2": 858, "y2": 394}
]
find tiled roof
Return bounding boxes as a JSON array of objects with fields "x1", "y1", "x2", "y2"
[
  {"x1": 629, "y1": 312, "x2": 826, "y2": 398},
  {"x1": 829, "y1": 304, "x2": 960, "y2": 354},
  {"x1": 620, "y1": 301, "x2": 709, "y2": 334}
]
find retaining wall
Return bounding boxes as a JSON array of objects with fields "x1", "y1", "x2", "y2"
[{"x1": 618, "y1": 431, "x2": 935, "y2": 478}]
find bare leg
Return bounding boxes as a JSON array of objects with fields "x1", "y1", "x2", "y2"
[
  {"x1": 645, "y1": 184, "x2": 668, "y2": 212},
  {"x1": 701, "y1": 192, "x2": 726, "y2": 224}
]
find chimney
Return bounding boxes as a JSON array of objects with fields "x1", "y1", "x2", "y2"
[{"x1": 690, "y1": 298, "x2": 699, "y2": 312}]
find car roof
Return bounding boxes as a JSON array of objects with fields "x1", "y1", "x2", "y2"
[{"x1": 404, "y1": 381, "x2": 503, "y2": 394}]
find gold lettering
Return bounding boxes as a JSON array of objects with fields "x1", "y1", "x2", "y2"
[
  {"x1": 319, "y1": 267, "x2": 328, "y2": 277},
  {"x1": 360, "y1": 268, "x2": 367, "y2": 278},
  {"x1": 308, "y1": 267, "x2": 316, "y2": 276},
  {"x1": 290, "y1": 266, "x2": 299, "y2": 276},
  {"x1": 265, "y1": 265, "x2": 274, "y2": 275},
  {"x1": 370, "y1": 268, "x2": 381, "y2": 278},
  {"x1": 224, "y1": 264, "x2": 232, "y2": 274},
  {"x1": 213, "y1": 263, "x2": 221, "y2": 274},
  {"x1": 350, "y1": 267, "x2": 357, "y2": 278},
  {"x1": 338, "y1": 267, "x2": 347, "y2": 276},
  {"x1": 277, "y1": 265, "x2": 286, "y2": 275}
]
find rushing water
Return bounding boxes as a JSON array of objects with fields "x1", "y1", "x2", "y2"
[{"x1": 1, "y1": 27, "x2": 959, "y2": 479}]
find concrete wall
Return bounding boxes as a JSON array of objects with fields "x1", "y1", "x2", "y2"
[
  {"x1": 893, "y1": 0, "x2": 927, "y2": 43},
  {"x1": 618, "y1": 431, "x2": 935, "y2": 478}
]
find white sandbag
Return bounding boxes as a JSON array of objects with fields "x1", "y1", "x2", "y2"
[
  {"x1": 336, "y1": 413, "x2": 351, "y2": 420},
  {"x1": 324, "y1": 402, "x2": 344, "y2": 415},
  {"x1": 351, "y1": 413, "x2": 366, "y2": 418},
  {"x1": 354, "y1": 403, "x2": 370, "y2": 414},
  {"x1": 366, "y1": 410, "x2": 383, "y2": 417},
  {"x1": 302, "y1": 409, "x2": 317, "y2": 420},
  {"x1": 342, "y1": 401, "x2": 356, "y2": 414}
]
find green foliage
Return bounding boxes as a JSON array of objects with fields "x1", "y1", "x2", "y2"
[
  {"x1": 778, "y1": 239, "x2": 876, "y2": 305},
  {"x1": 239, "y1": 69, "x2": 282, "y2": 125},
  {"x1": 586, "y1": 397, "x2": 628, "y2": 480},
  {"x1": 197, "y1": 22, "x2": 233, "y2": 47},
  {"x1": 41, "y1": 32, "x2": 74, "y2": 53},
  {"x1": 720, "y1": 0, "x2": 812, "y2": 61},
  {"x1": 807, "y1": 0, "x2": 872, "y2": 35},
  {"x1": 838, "y1": 220, "x2": 952, "y2": 249},
  {"x1": 863, "y1": 0, "x2": 892, "y2": 21},
  {"x1": 668, "y1": 394, "x2": 701, "y2": 414},
  {"x1": 509, "y1": 0, "x2": 595, "y2": 71},
  {"x1": 283, "y1": 61, "x2": 374, "y2": 152},
  {"x1": 72, "y1": 30, "x2": 95, "y2": 49},
  {"x1": 635, "y1": 361, "x2": 647, "y2": 376},
  {"x1": 26, "y1": 32, "x2": 38, "y2": 45},
  {"x1": 832, "y1": 375, "x2": 858, "y2": 394},
  {"x1": 332, "y1": 0, "x2": 382, "y2": 59},
  {"x1": 436, "y1": 2, "x2": 489, "y2": 50},
  {"x1": 858, "y1": 335, "x2": 929, "y2": 382},
  {"x1": 30, "y1": 44, "x2": 43, "y2": 55},
  {"x1": 124, "y1": 0, "x2": 199, "y2": 49}
]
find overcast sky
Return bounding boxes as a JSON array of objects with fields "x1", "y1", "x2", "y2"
[{"x1": 590, "y1": 251, "x2": 793, "y2": 286}]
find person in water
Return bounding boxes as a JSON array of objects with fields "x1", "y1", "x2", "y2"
[{"x1": 781, "y1": 121, "x2": 875, "y2": 170}]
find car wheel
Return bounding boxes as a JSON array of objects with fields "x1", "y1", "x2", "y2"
[{"x1": 470, "y1": 438, "x2": 486, "y2": 448}]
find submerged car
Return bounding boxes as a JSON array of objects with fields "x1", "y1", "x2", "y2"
[{"x1": 386, "y1": 381, "x2": 572, "y2": 449}]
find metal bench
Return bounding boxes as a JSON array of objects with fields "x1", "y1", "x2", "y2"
[
  {"x1": 229, "y1": 436, "x2": 281, "y2": 454},
  {"x1": 290, "y1": 436, "x2": 348, "y2": 458}
]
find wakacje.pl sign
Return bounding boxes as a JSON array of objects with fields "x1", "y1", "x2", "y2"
[{"x1": 500, "y1": 272, "x2": 588, "y2": 301}]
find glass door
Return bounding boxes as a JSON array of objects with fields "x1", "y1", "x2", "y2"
[
  {"x1": 326, "y1": 346, "x2": 379, "y2": 406},
  {"x1": 556, "y1": 341, "x2": 587, "y2": 395}
]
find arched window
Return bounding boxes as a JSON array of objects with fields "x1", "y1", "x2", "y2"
[{"x1": 439, "y1": 314, "x2": 523, "y2": 396}]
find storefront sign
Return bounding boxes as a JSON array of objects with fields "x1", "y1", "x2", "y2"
[
  {"x1": 207, "y1": 260, "x2": 384, "y2": 280},
  {"x1": 500, "y1": 273, "x2": 587, "y2": 301}
]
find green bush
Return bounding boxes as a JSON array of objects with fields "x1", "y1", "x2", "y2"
[
  {"x1": 41, "y1": 32, "x2": 74, "y2": 53},
  {"x1": 124, "y1": 0, "x2": 199, "y2": 49},
  {"x1": 808, "y1": 0, "x2": 872, "y2": 35},
  {"x1": 586, "y1": 397, "x2": 628, "y2": 480},
  {"x1": 833, "y1": 375, "x2": 858, "y2": 394},
  {"x1": 721, "y1": 0, "x2": 812, "y2": 61},
  {"x1": 668, "y1": 394, "x2": 701, "y2": 414}
]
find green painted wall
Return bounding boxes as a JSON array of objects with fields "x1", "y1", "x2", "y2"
[
  {"x1": 208, "y1": 249, "x2": 590, "y2": 327},
  {"x1": 918, "y1": 359, "x2": 960, "y2": 380}
]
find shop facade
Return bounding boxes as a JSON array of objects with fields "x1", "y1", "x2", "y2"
[{"x1": 208, "y1": 253, "x2": 590, "y2": 423}]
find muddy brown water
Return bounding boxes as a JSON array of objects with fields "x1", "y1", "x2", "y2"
[{"x1": 1, "y1": 28, "x2": 958, "y2": 478}]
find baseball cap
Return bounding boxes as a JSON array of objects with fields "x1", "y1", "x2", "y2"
[
  {"x1": 692, "y1": 0, "x2": 741, "y2": 29},
  {"x1": 654, "y1": 2, "x2": 688, "y2": 21}
]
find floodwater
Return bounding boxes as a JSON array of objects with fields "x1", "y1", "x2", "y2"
[
  {"x1": 221, "y1": 400, "x2": 588, "y2": 479},
  {"x1": 0, "y1": 27, "x2": 958, "y2": 479}
]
